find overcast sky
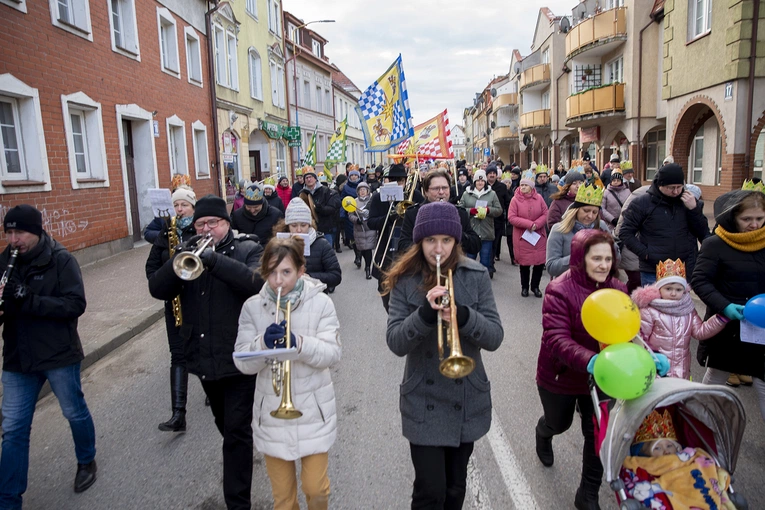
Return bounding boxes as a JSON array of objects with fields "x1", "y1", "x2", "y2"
[{"x1": 284, "y1": 0, "x2": 577, "y2": 127}]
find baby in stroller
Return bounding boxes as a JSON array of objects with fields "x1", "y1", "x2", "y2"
[{"x1": 621, "y1": 409, "x2": 736, "y2": 509}]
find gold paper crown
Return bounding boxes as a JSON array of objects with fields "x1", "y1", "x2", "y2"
[
  {"x1": 633, "y1": 410, "x2": 677, "y2": 444},
  {"x1": 501, "y1": 171, "x2": 513, "y2": 181},
  {"x1": 574, "y1": 184, "x2": 604, "y2": 207},
  {"x1": 742, "y1": 179, "x2": 765, "y2": 193},
  {"x1": 521, "y1": 169, "x2": 536, "y2": 182},
  {"x1": 263, "y1": 176, "x2": 276, "y2": 186},
  {"x1": 656, "y1": 258, "x2": 686, "y2": 281},
  {"x1": 620, "y1": 160, "x2": 633, "y2": 171},
  {"x1": 535, "y1": 164, "x2": 549, "y2": 175},
  {"x1": 170, "y1": 173, "x2": 191, "y2": 191}
]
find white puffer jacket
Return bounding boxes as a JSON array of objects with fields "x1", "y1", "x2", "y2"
[{"x1": 234, "y1": 276, "x2": 341, "y2": 461}]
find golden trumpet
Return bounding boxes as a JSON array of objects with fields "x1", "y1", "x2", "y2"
[
  {"x1": 435, "y1": 255, "x2": 475, "y2": 379},
  {"x1": 269, "y1": 286, "x2": 302, "y2": 420}
]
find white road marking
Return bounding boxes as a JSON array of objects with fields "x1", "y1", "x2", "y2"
[
  {"x1": 466, "y1": 455, "x2": 493, "y2": 510},
  {"x1": 486, "y1": 408, "x2": 540, "y2": 510}
]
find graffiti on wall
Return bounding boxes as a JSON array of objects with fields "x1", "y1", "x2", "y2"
[{"x1": 0, "y1": 206, "x2": 89, "y2": 240}]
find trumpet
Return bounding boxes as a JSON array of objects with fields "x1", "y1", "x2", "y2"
[
  {"x1": 269, "y1": 286, "x2": 302, "y2": 420},
  {"x1": 372, "y1": 170, "x2": 419, "y2": 270},
  {"x1": 173, "y1": 234, "x2": 214, "y2": 281},
  {"x1": 435, "y1": 254, "x2": 475, "y2": 379},
  {"x1": 0, "y1": 248, "x2": 19, "y2": 308}
]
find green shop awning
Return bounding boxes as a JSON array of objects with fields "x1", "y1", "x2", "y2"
[{"x1": 261, "y1": 120, "x2": 284, "y2": 140}]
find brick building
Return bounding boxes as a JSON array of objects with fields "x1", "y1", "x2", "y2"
[{"x1": 0, "y1": 0, "x2": 216, "y2": 263}]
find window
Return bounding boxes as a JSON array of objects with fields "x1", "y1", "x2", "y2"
[
  {"x1": 645, "y1": 129, "x2": 666, "y2": 181},
  {"x1": 275, "y1": 141, "x2": 286, "y2": 175},
  {"x1": 0, "y1": 76, "x2": 51, "y2": 193},
  {"x1": 61, "y1": 91, "x2": 108, "y2": 188},
  {"x1": 316, "y1": 86, "x2": 322, "y2": 113},
  {"x1": 541, "y1": 91, "x2": 550, "y2": 109},
  {"x1": 312, "y1": 40, "x2": 322, "y2": 58},
  {"x1": 754, "y1": 131, "x2": 764, "y2": 181},
  {"x1": 166, "y1": 116, "x2": 188, "y2": 177},
  {"x1": 267, "y1": 0, "x2": 280, "y2": 34},
  {"x1": 607, "y1": 0, "x2": 624, "y2": 8},
  {"x1": 191, "y1": 121, "x2": 210, "y2": 179},
  {"x1": 246, "y1": 0, "x2": 257, "y2": 18},
  {"x1": 157, "y1": 7, "x2": 180, "y2": 77},
  {"x1": 249, "y1": 49, "x2": 263, "y2": 100},
  {"x1": 184, "y1": 27, "x2": 203, "y2": 86},
  {"x1": 325, "y1": 90, "x2": 331, "y2": 115},
  {"x1": 214, "y1": 25, "x2": 226, "y2": 85},
  {"x1": 573, "y1": 65, "x2": 602, "y2": 93},
  {"x1": 109, "y1": 0, "x2": 139, "y2": 58},
  {"x1": 607, "y1": 56, "x2": 623, "y2": 83},
  {"x1": 50, "y1": 0, "x2": 92, "y2": 40},
  {"x1": 541, "y1": 48, "x2": 550, "y2": 64},
  {"x1": 717, "y1": 131, "x2": 724, "y2": 184},
  {"x1": 270, "y1": 59, "x2": 285, "y2": 108},
  {"x1": 691, "y1": 125, "x2": 704, "y2": 184},
  {"x1": 690, "y1": 0, "x2": 712, "y2": 39},
  {"x1": 226, "y1": 31, "x2": 239, "y2": 90},
  {"x1": 289, "y1": 25, "x2": 300, "y2": 44},
  {"x1": 318, "y1": 134, "x2": 324, "y2": 162},
  {"x1": 303, "y1": 81, "x2": 311, "y2": 109},
  {"x1": 214, "y1": 25, "x2": 238, "y2": 90}
]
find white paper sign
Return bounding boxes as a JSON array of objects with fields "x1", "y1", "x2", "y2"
[
  {"x1": 276, "y1": 232, "x2": 311, "y2": 256},
  {"x1": 380, "y1": 183, "x2": 404, "y2": 202},
  {"x1": 740, "y1": 320, "x2": 765, "y2": 345},
  {"x1": 148, "y1": 188, "x2": 174, "y2": 218},
  {"x1": 233, "y1": 347, "x2": 299, "y2": 361},
  {"x1": 521, "y1": 229, "x2": 541, "y2": 246},
  {"x1": 475, "y1": 200, "x2": 488, "y2": 208}
]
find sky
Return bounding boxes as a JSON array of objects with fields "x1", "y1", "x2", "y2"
[{"x1": 283, "y1": 0, "x2": 578, "y2": 128}]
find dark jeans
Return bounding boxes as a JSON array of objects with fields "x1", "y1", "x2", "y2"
[
  {"x1": 493, "y1": 224, "x2": 504, "y2": 260},
  {"x1": 506, "y1": 226, "x2": 514, "y2": 262},
  {"x1": 519, "y1": 264, "x2": 544, "y2": 290},
  {"x1": 409, "y1": 442, "x2": 474, "y2": 510},
  {"x1": 163, "y1": 305, "x2": 186, "y2": 367},
  {"x1": 201, "y1": 374, "x2": 257, "y2": 510},
  {"x1": 640, "y1": 271, "x2": 657, "y2": 286},
  {"x1": 467, "y1": 240, "x2": 494, "y2": 272},
  {"x1": 537, "y1": 385, "x2": 602, "y2": 498}
]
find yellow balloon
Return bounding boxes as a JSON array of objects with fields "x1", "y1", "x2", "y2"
[
  {"x1": 342, "y1": 196, "x2": 357, "y2": 213},
  {"x1": 581, "y1": 288, "x2": 640, "y2": 345}
]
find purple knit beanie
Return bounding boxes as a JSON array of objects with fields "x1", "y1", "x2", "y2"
[{"x1": 413, "y1": 202, "x2": 462, "y2": 244}]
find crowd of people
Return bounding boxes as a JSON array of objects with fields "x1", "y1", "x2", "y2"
[{"x1": 0, "y1": 151, "x2": 764, "y2": 510}]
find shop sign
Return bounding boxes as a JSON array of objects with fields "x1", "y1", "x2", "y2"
[
  {"x1": 261, "y1": 120, "x2": 284, "y2": 139},
  {"x1": 283, "y1": 126, "x2": 302, "y2": 147},
  {"x1": 580, "y1": 126, "x2": 600, "y2": 144}
]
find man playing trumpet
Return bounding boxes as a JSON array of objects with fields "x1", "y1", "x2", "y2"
[{"x1": 148, "y1": 195, "x2": 263, "y2": 510}]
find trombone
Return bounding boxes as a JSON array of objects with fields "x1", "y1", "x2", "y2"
[
  {"x1": 173, "y1": 234, "x2": 214, "y2": 281},
  {"x1": 269, "y1": 286, "x2": 302, "y2": 420},
  {"x1": 435, "y1": 255, "x2": 475, "y2": 379},
  {"x1": 372, "y1": 170, "x2": 419, "y2": 270}
]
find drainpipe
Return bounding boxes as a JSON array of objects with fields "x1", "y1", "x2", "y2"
[
  {"x1": 636, "y1": 14, "x2": 657, "y2": 181},
  {"x1": 555, "y1": 69, "x2": 567, "y2": 168},
  {"x1": 744, "y1": 0, "x2": 760, "y2": 179},
  {"x1": 205, "y1": 0, "x2": 222, "y2": 197}
]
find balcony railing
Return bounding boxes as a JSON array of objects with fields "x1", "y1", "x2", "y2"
[
  {"x1": 492, "y1": 126, "x2": 519, "y2": 140},
  {"x1": 519, "y1": 64, "x2": 550, "y2": 90},
  {"x1": 566, "y1": 83, "x2": 625, "y2": 122},
  {"x1": 493, "y1": 93, "x2": 518, "y2": 109},
  {"x1": 565, "y1": 7, "x2": 627, "y2": 59},
  {"x1": 520, "y1": 109, "x2": 551, "y2": 130}
]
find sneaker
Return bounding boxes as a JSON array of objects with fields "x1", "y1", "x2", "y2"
[
  {"x1": 738, "y1": 374, "x2": 753, "y2": 386},
  {"x1": 726, "y1": 374, "x2": 741, "y2": 387}
]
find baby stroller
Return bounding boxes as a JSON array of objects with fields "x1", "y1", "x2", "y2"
[{"x1": 591, "y1": 377, "x2": 749, "y2": 510}]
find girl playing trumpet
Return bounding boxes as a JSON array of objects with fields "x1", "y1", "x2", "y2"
[
  {"x1": 383, "y1": 201, "x2": 504, "y2": 509},
  {"x1": 234, "y1": 236, "x2": 341, "y2": 510}
]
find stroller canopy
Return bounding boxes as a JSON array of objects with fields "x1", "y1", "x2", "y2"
[{"x1": 600, "y1": 377, "x2": 746, "y2": 482}]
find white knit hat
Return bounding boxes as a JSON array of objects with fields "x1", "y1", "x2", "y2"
[
  {"x1": 171, "y1": 186, "x2": 196, "y2": 206},
  {"x1": 285, "y1": 198, "x2": 313, "y2": 225}
]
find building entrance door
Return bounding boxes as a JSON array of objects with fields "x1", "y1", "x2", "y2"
[
  {"x1": 249, "y1": 150, "x2": 262, "y2": 181},
  {"x1": 122, "y1": 120, "x2": 142, "y2": 242}
]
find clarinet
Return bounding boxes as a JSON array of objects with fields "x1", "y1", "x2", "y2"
[{"x1": 0, "y1": 248, "x2": 20, "y2": 308}]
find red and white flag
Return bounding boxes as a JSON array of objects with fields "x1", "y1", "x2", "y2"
[{"x1": 396, "y1": 110, "x2": 454, "y2": 159}]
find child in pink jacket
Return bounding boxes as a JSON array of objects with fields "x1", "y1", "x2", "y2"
[{"x1": 631, "y1": 259, "x2": 728, "y2": 379}]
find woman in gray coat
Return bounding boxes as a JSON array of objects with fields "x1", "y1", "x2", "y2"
[
  {"x1": 383, "y1": 201, "x2": 503, "y2": 509},
  {"x1": 348, "y1": 182, "x2": 376, "y2": 279}
]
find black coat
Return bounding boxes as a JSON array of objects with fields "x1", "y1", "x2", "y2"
[
  {"x1": 230, "y1": 202, "x2": 284, "y2": 245},
  {"x1": 368, "y1": 188, "x2": 425, "y2": 279},
  {"x1": 691, "y1": 190, "x2": 765, "y2": 379},
  {"x1": 450, "y1": 182, "x2": 469, "y2": 205},
  {"x1": 291, "y1": 181, "x2": 304, "y2": 198},
  {"x1": 145, "y1": 220, "x2": 197, "y2": 280},
  {"x1": 148, "y1": 230, "x2": 264, "y2": 380},
  {"x1": 0, "y1": 233, "x2": 86, "y2": 373},
  {"x1": 266, "y1": 193, "x2": 285, "y2": 213},
  {"x1": 397, "y1": 201, "x2": 481, "y2": 256},
  {"x1": 619, "y1": 183, "x2": 709, "y2": 273},
  {"x1": 306, "y1": 235, "x2": 342, "y2": 289},
  {"x1": 489, "y1": 180, "x2": 511, "y2": 229},
  {"x1": 301, "y1": 185, "x2": 341, "y2": 235}
]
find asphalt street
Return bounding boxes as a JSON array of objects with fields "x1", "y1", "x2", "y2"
[{"x1": 21, "y1": 245, "x2": 765, "y2": 509}]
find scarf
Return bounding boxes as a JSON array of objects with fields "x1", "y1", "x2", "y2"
[
  {"x1": 650, "y1": 293, "x2": 696, "y2": 316},
  {"x1": 469, "y1": 186, "x2": 491, "y2": 198},
  {"x1": 573, "y1": 220, "x2": 596, "y2": 234},
  {"x1": 266, "y1": 278, "x2": 304, "y2": 308},
  {"x1": 714, "y1": 224, "x2": 765, "y2": 252},
  {"x1": 307, "y1": 227, "x2": 318, "y2": 246},
  {"x1": 176, "y1": 216, "x2": 193, "y2": 235}
]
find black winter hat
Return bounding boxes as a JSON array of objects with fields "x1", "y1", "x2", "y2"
[
  {"x1": 193, "y1": 195, "x2": 231, "y2": 223},
  {"x1": 388, "y1": 163, "x2": 408, "y2": 179},
  {"x1": 655, "y1": 163, "x2": 685, "y2": 186},
  {"x1": 3, "y1": 204, "x2": 43, "y2": 237}
]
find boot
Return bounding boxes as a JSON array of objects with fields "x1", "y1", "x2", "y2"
[
  {"x1": 74, "y1": 460, "x2": 97, "y2": 493},
  {"x1": 353, "y1": 244, "x2": 362, "y2": 268},
  {"x1": 535, "y1": 417, "x2": 554, "y2": 467},
  {"x1": 158, "y1": 365, "x2": 187, "y2": 432},
  {"x1": 574, "y1": 487, "x2": 601, "y2": 510},
  {"x1": 365, "y1": 266, "x2": 372, "y2": 280}
]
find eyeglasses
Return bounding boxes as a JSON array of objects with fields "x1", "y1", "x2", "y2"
[
  {"x1": 194, "y1": 219, "x2": 221, "y2": 229},
  {"x1": 428, "y1": 186, "x2": 450, "y2": 192}
]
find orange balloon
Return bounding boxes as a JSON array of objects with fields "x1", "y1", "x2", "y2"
[{"x1": 581, "y1": 288, "x2": 640, "y2": 345}]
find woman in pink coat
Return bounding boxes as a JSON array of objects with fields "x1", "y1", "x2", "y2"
[{"x1": 508, "y1": 170, "x2": 549, "y2": 297}]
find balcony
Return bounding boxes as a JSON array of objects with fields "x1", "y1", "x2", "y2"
[
  {"x1": 493, "y1": 93, "x2": 518, "y2": 109},
  {"x1": 492, "y1": 126, "x2": 519, "y2": 142},
  {"x1": 520, "y1": 109, "x2": 551, "y2": 130},
  {"x1": 565, "y1": 7, "x2": 627, "y2": 61},
  {"x1": 519, "y1": 64, "x2": 550, "y2": 92},
  {"x1": 566, "y1": 83, "x2": 625, "y2": 124}
]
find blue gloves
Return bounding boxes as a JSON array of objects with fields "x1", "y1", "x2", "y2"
[
  {"x1": 263, "y1": 320, "x2": 296, "y2": 349},
  {"x1": 722, "y1": 303, "x2": 745, "y2": 321},
  {"x1": 653, "y1": 353, "x2": 670, "y2": 377},
  {"x1": 586, "y1": 355, "x2": 598, "y2": 375}
]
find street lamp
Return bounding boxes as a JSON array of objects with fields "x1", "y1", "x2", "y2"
[{"x1": 283, "y1": 19, "x2": 335, "y2": 170}]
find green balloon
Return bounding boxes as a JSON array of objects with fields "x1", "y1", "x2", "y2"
[{"x1": 593, "y1": 343, "x2": 656, "y2": 400}]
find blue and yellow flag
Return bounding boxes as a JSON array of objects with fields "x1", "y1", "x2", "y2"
[
  {"x1": 303, "y1": 126, "x2": 318, "y2": 167},
  {"x1": 355, "y1": 55, "x2": 414, "y2": 152}
]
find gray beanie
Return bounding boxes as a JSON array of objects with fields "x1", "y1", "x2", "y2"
[{"x1": 285, "y1": 198, "x2": 313, "y2": 225}]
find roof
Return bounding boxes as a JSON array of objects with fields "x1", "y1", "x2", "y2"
[
  {"x1": 513, "y1": 49, "x2": 523, "y2": 62},
  {"x1": 541, "y1": 7, "x2": 561, "y2": 22},
  {"x1": 331, "y1": 65, "x2": 361, "y2": 94},
  {"x1": 651, "y1": 0, "x2": 666, "y2": 17}
]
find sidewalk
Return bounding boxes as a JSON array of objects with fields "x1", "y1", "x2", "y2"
[{"x1": 0, "y1": 242, "x2": 164, "y2": 398}]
